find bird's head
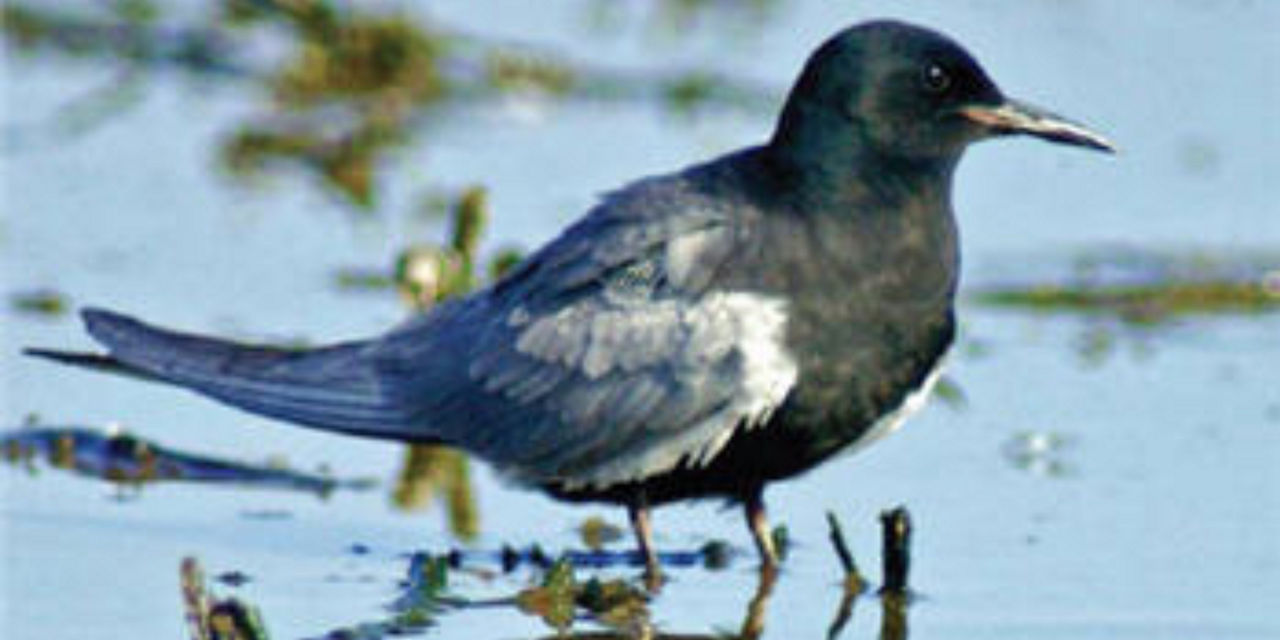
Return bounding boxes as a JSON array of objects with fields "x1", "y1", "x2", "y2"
[{"x1": 771, "y1": 21, "x2": 1114, "y2": 167}]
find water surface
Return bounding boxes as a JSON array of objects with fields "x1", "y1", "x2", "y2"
[{"x1": 4, "y1": 1, "x2": 1278, "y2": 638}]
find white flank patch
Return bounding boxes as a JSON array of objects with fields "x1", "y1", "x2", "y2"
[
  {"x1": 711, "y1": 293, "x2": 798, "y2": 428},
  {"x1": 681, "y1": 292, "x2": 798, "y2": 463},
  {"x1": 564, "y1": 291, "x2": 798, "y2": 489},
  {"x1": 840, "y1": 352, "x2": 950, "y2": 457}
]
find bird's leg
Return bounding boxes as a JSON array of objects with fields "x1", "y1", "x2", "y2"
[
  {"x1": 739, "y1": 559, "x2": 779, "y2": 640},
  {"x1": 627, "y1": 491, "x2": 661, "y2": 589},
  {"x1": 744, "y1": 486, "x2": 780, "y2": 570}
]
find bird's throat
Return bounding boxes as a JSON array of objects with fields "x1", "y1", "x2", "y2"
[{"x1": 767, "y1": 134, "x2": 959, "y2": 217}]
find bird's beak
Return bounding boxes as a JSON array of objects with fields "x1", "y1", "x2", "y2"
[{"x1": 960, "y1": 99, "x2": 1116, "y2": 153}]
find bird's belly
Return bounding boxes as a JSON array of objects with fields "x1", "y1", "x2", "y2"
[
  {"x1": 538, "y1": 352, "x2": 948, "y2": 507},
  {"x1": 828, "y1": 350, "x2": 948, "y2": 458}
]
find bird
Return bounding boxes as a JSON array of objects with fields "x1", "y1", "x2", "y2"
[{"x1": 27, "y1": 20, "x2": 1113, "y2": 580}]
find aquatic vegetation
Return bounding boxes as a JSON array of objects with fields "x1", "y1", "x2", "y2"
[
  {"x1": 383, "y1": 554, "x2": 455, "y2": 633},
  {"x1": 515, "y1": 559, "x2": 655, "y2": 633},
  {"x1": 585, "y1": 0, "x2": 785, "y2": 38},
  {"x1": 8, "y1": 288, "x2": 69, "y2": 317},
  {"x1": 969, "y1": 248, "x2": 1280, "y2": 365},
  {"x1": 975, "y1": 280, "x2": 1278, "y2": 323},
  {"x1": 391, "y1": 444, "x2": 478, "y2": 541},
  {"x1": 826, "y1": 511, "x2": 868, "y2": 596},
  {"x1": 380, "y1": 188, "x2": 494, "y2": 540},
  {"x1": 2, "y1": 0, "x2": 776, "y2": 210},
  {"x1": 1002, "y1": 430, "x2": 1076, "y2": 478},
  {"x1": 0, "y1": 2, "x2": 238, "y2": 74},
  {"x1": 970, "y1": 247, "x2": 1280, "y2": 324},
  {"x1": 166, "y1": 506, "x2": 915, "y2": 638},
  {"x1": 578, "y1": 516, "x2": 626, "y2": 551},
  {"x1": 181, "y1": 557, "x2": 271, "y2": 640},
  {"x1": 292, "y1": 512, "x2": 908, "y2": 637},
  {"x1": 517, "y1": 559, "x2": 587, "y2": 632}
]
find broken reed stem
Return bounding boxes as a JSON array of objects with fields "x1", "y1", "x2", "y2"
[
  {"x1": 879, "y1": 506, "x2": 911, "y2": 596},
  {"x1": 825, "y1": 511, "x2": 858, "y2": 576},
  {"x1": 879, "y1": 591, "x2": 909, "y2": 640}
]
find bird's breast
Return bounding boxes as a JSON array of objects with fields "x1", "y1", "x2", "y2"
[{"x1": 718, "y1": 203, "x2": 959, "y2": 467}]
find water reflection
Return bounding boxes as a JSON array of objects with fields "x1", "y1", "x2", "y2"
[
  {"x1": 314, "y1": 558, "x2": 910, "y2": 640},
  {"x1": 391, "y1": 444, "x2": 478, "y2": 541},
  {"x1": 326, "y1": 510, "x2": 910, "y2": 638},
  {"x1": 1, "y1": 419, "x2": 374, "y2": 498},
  {"x1": 523, "y1": 567, "x2": 779, "y2": 640},
  {"x1": 174, "y1": 508, "x2": 915, "y2": 638},
  {"x1": 436, "y1": 564, "x2": 907, "y2": 639}
]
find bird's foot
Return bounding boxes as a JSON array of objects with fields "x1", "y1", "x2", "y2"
[{"x1": 640, "y1": 563, "x2": 665, "y2": 593}]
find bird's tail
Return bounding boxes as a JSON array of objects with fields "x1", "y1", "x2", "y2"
[{"x1": 26, "y1": 308, "x2": 414, "y2": 440}]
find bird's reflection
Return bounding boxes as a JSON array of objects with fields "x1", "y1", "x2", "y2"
[{"x1": 1, "y1": 420, "x2": 374, "y2": 498}]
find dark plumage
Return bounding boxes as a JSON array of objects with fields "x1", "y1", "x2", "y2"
[{"x1": 27, "y1": 20, "x2": 1113, "y2": 578}]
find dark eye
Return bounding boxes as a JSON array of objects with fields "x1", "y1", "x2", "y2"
[{"x1": 921, "y1": 64, "x2": 952, "y2": 93}]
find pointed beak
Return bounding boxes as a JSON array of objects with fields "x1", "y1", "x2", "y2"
[{"x1": 960, "y1": 98, "x2": 1116, "y2": 153}]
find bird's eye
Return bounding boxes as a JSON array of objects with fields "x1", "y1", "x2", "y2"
[{"x1": 921, "y1": 64, "x2": 952, "y2": 93}]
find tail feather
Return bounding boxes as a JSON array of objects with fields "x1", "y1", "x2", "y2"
[
  {"x1": 29, "y1": 308, "x2": 417, "y2": 440},
  {"x1": 22, "y1": 349, "x2": 165, "y2": 383}
]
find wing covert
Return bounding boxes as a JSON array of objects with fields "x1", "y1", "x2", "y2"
[
  {"x1": 370, "y1": 167, "x2": 793, "y2": 488},
  {"x1": 458, "y1": 289, "x2": 797, "y2": 489}
]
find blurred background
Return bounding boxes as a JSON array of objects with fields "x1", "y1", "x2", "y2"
[{"x1": 3, "y1": 1, "x2": 1278, "y2": 638}]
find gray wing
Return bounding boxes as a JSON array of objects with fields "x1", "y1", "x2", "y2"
[{"x1": 375, "y1": 170, "x2": 798, "y2": 489}]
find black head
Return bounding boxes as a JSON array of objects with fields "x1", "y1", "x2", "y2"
[{"x1": 772, "y1": 21, "x2": 1113, "y2": 165}]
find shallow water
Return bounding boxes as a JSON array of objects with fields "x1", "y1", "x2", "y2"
[{"x1": 4, "y1": 1, "x2": 1279, "y2": 638}]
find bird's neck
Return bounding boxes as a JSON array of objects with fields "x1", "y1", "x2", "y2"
[
  {"x1": 767, "y1": 114, "x2": 960, "y2": 214},
  {"x1": 749, "y1": 127, "x2": 963, "y2": 309}
]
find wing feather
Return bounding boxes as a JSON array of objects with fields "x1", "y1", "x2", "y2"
[{"x1": 373, "y1": 165, "x2": 796, "y2": 488}]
